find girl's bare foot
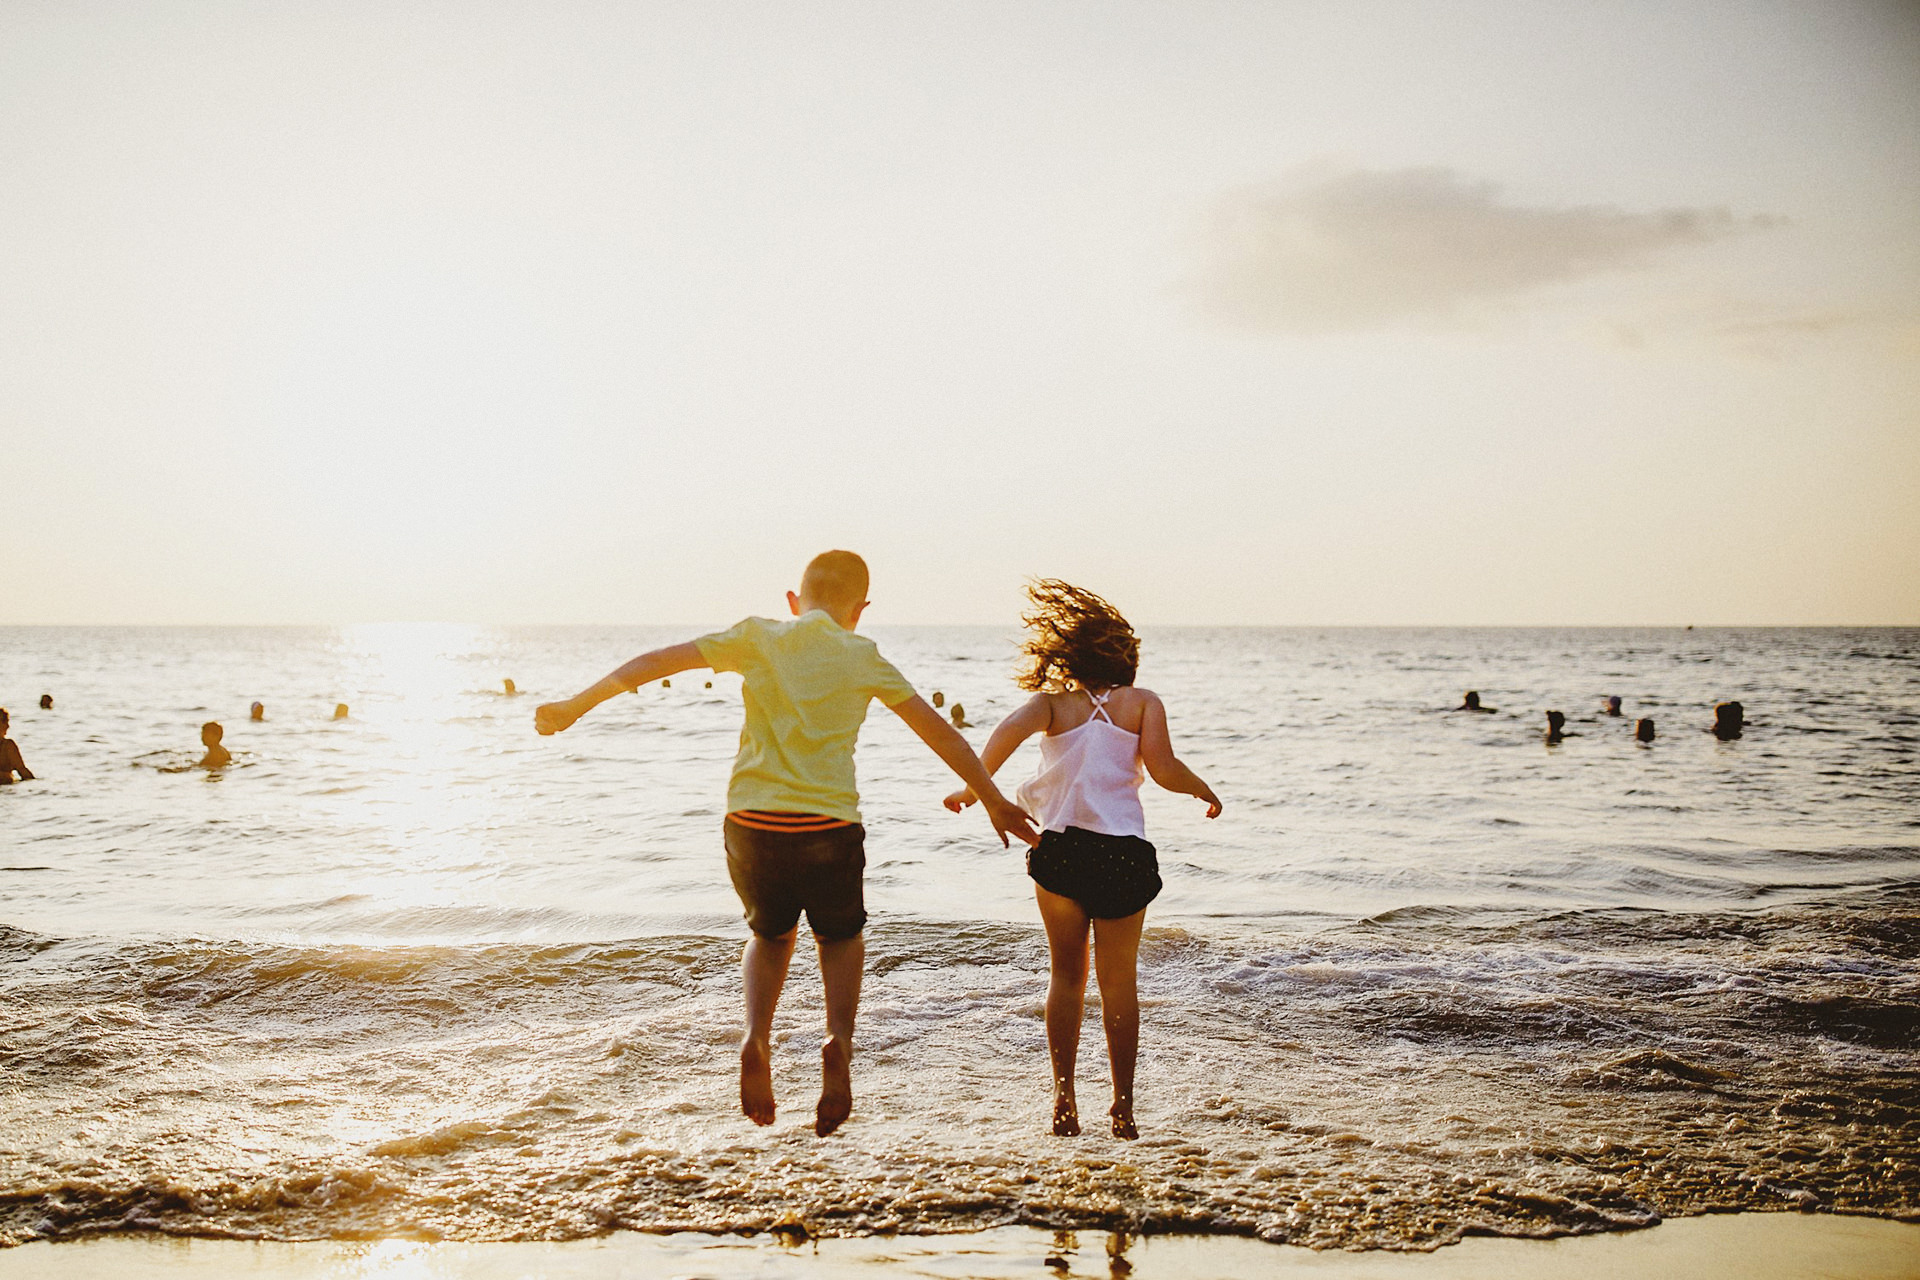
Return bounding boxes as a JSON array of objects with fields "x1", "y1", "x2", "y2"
[
  {"x1": 739, "y1": 1040, "x2": 775, "y2": 1126},
  {"x1": 1052, "y1": 1090, "x2": 1081, "y2": 1137},
  {"x1": 1110, "y1": 1097, "x2": 1137, "y2": 1140},
  {"x1": 815, "y1": 1036, "x2": 853, "y2": 1137}
]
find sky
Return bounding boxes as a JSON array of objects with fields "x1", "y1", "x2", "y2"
[{"x1": 2, "y1": 0, "x2": 1916, "y2": 626}]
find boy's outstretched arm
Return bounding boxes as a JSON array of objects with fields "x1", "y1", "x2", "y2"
[
  {"x1": 534, "y1": 642, "x2": 708, "y2": 735},
  {"x1": 1139, "y1": 691, "x2": 1224, "y2": 818},
  {"x1": 889, "y1": 696, "x2": 1040, "y2": 848}
]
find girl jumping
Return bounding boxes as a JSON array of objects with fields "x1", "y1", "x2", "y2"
[{"x1": 945, "y1": 580, "x2": 1221, "y2": 1138}]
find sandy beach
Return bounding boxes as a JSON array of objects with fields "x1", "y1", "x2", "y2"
[{"x1": 3, "y1": 1214, "x2": 1917, "y2": 1279}]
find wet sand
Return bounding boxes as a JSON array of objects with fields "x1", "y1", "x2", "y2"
[{"x1": 2, "y1": 1214, "x2": 1916, "y2": 1279}]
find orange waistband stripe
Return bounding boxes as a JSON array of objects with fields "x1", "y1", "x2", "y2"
[{"x1": 726, "y1": 810, "x2": 856, "y2": 832}]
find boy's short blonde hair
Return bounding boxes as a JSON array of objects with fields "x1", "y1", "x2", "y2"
[{"x1": 801, "y1": 550, "x2": 870, "y2": 611}]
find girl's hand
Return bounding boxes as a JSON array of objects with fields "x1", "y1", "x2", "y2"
[
  {"x1": 1198, "y1": 788, "x2": 1223, "y2": 819},
  {"x1": 943, "y1": 787, "x2": 976, "y2": 812},
  {"x1": 535, "y1": 699, "x2": 583, "y2": 736}
]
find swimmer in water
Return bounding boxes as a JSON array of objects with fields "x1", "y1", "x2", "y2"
[
  {"x1": 1455, "y1": 691, "x2": 1495, "y2": 713},
  {"x1": 931, "y1": 691, "x2": 945, "y2": 709},
  {"x1": 198, "y1": 721, "x2": 231, "y2": 770},
  {"x1": 1603, "y1": 695, "x2": 1622, "y2": 717},
  {"x1": 949, "y1": 702, "x2": 971, "y2": 729},
  {"x1": 0, "y1": 709, "x2": 34, "y2": 783},
  {"x1": 1544, "y1": 710, "x2": 1576, "y2": 743},
  {"x1": 39, "y1": 694, "x2": 53, "y2": 710},
  {"x1": 1711, "y1": 701, "x2": 1745, "y2": 740},
  {"x1": 333, "y1": 703, "x2": 349, "y2": 720},
  {"x1": 503, "y1": 679, "x2": 517, "y2": 696},
  {"x1": 249, "y1": 701, "x2": 265, "y2": 722}
]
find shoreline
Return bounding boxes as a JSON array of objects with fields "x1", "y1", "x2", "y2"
[{"x1": 2, "y1": 1213, "x2": 1917, "y2": 1279}]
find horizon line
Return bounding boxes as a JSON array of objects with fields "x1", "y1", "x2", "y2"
[{"x1": 3, "y1": 620, "x2": 1916, "y2": 631}]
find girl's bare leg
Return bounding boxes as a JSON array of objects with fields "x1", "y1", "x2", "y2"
[
  {"x1": 740, "y1": 928, "x2": 796, "y2": 1125},
  {"x1": 1035, "y1": 885, "x2": 1091, "y2": 1136},
  {"x1": 1092, "y1": 910, "x2": 1145, "y2": 1139}
]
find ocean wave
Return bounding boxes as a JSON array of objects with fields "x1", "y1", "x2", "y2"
[{"x1": 3, "y1": 892, "x2": 1916, "y2": 1250}]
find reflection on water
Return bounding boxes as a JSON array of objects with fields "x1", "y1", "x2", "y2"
[{"x1": 337, "y1": 624, "x2": 499, "y2": 924}]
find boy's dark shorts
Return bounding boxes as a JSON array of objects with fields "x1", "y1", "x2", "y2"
[{"x1": 723, "y1": 815, "x2": 867, "y2": 940}]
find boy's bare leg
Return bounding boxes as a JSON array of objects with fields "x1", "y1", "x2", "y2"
[
  {"x1": 740, "y1": 929, "x2": 797, "y2": 1125},
  {"x1": 814, "y1": 932, "x2": 864, "y2": 1136},
  {"x1": 1036, "y1": 886, "x2": 1092, "y2": 1137},
  {"x1": 1092, "y1": 911, "x2": 1146, "y2": 1139}
]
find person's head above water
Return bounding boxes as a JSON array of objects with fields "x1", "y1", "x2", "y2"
[
  {"x1": 1457, "y1": 691, "x2": 1493, "y2": 712},
  {"x1": 38, "y1": 694, "x2": 52, "y2": 710},
  {"x1": 503, "y1": 678, "x2": 516, "y2": 695},
  {"x1": 1017, "y1": 578, "x2": 1138, "y2": 692},
  {"x1": 202, "y1": 721, "x2": 224, "y2": 747},
  {"x1": 789, "y1": 549, "x2": 870, "y2": 628},
  {"x1": 1605, "y1": 695, "x2": 1622, "y2": 716},
  {"x1": 333, "y1": 703, "x2": 349, "y2": 720},
  {"x1": 1545, "y1": 710, "x2": 1567, "y2": 736},
  {"x1": 249, "y1": 702, "x2": 264, "y2": 721}
]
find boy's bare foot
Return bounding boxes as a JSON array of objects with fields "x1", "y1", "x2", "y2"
[
  {"x1": 1110, "y1": 1098, "x2": 1138, "y2": 1140},
  {"x1": 1052, "y1": 1091, "x2": 1081, "y2": 1137},
  {"x1": 815, "y1": 1036, "x2": 852, "y2": 1137},
  {"x1": 740, "y1": 1040, "x2": 775, "y2": 1126}
]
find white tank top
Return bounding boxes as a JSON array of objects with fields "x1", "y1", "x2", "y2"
[{"x1": 1016, "y1": 689, "x2": 1147, "y2": 839}]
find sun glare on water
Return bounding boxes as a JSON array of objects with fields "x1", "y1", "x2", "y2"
[{"x1": 331, "y1": 623, "x2": 510, "y2": 936}]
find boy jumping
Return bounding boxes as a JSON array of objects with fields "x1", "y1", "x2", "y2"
[{"x1": 535, "y1": 550, "x2": 1037, "y2": 1135}]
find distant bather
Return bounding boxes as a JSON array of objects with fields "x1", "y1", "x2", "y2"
[
  {"x1": 199, "y1": 722, "x2": 231, "y2": 770},
  {"x1": 333, "y1": 703, "x2": 349, "y2": 720},
  {"x1": 1455, "y1": 691, "x2": 1495, "y2": 713},
  {"x1": 0, "y1": 709, "x2": 33, "y2": 783},
  {"x1": 950, "y1": 702, "x2": 971, "y2": 729},
  {"x1": 249, "y1": 702, "x2": 265, "y2": 722},
  {"x1": 38, "y1": 694, "x2": 52, "y2": 710},
  {"x1": 1545, "y1": 710, "x2": 1570, "y2": 743},
  {"x1": 932, "y1": 691, "x2": 945, "y2": 708},
  {"x1": 1635, "y1": 718, "x2": 1656, "y2": 743},
  {"x1": 1603, "y1": 695, "x2": 1622, "y2": 717},
  {"x1": 503, "y1": 679, "x2": 518, "y2": 696},
  {"x1": 1711, "y1": 701, "x2": 1745, "y2": 740}
]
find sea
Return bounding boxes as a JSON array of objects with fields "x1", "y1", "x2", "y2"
[{"x1": 1, "y1": 625, "x2": 1916, "y2": 1251}]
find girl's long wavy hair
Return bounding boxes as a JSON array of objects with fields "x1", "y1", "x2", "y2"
[{"x1": 1017, "y1": 579, "x2": 1139, "y2": 693}]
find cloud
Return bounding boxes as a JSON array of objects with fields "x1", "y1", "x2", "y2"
[
  {"x1": 1198, "y1": 165, "x2": 1777, "y2": 333},
  {"x1": 1605, "y1": 300, "x2": 1903, "y2": 360}
]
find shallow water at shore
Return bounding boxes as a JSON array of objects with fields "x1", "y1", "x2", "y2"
[{"x1": 1, "y1": 626, "x2": 1916, "y2": 1248}]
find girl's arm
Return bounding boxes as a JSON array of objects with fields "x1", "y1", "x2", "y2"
[
  {"x1": 942, "y1": 693, "x2": 1052, "y2": 811},
  {"x1": 535, "y1": 642, "x2": 708, "y2": 735},
  {"x1": 889, "y1": 696, "x2": 1038, "y2": 848},
  {"x1": 1138, "y1": 691, "x2": 1223, "y2": 818}
]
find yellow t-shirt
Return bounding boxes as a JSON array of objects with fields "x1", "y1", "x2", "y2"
[{"x1": 695, "y1": 611, "x2": 917, "y2": 824}]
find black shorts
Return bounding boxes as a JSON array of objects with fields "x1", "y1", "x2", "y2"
[
  {"x1": 723, "y1": 815, "x2": 867, "y2": 941},
  {"x1": 1027, "y1": 825, "x2": 1162, "y2": 920}
]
